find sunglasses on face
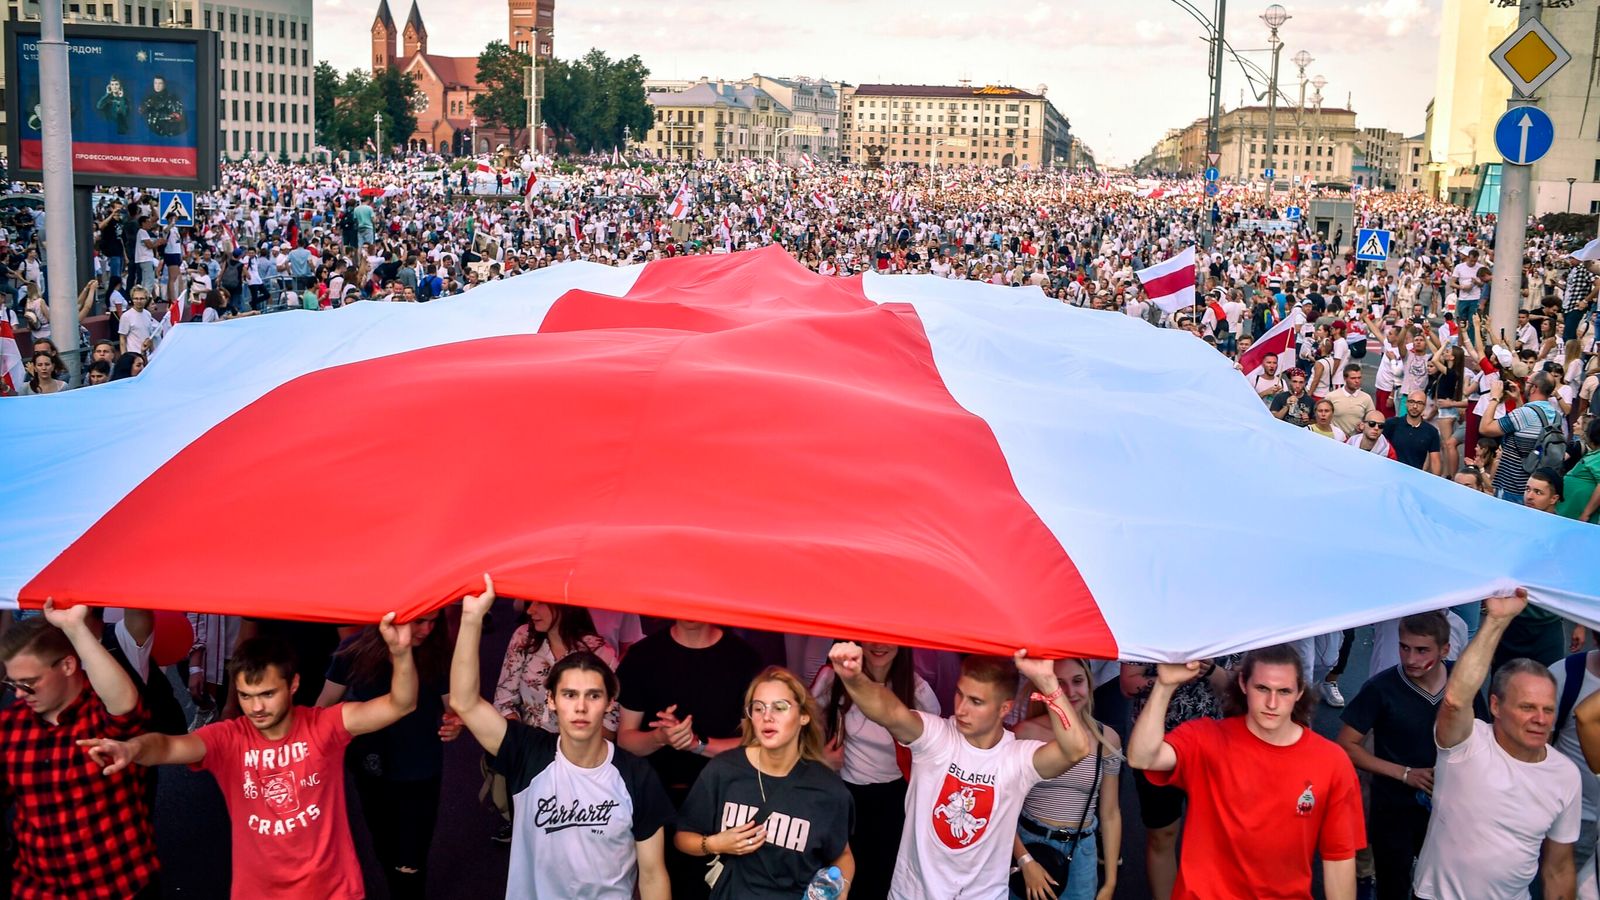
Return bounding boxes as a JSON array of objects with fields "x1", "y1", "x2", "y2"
[
  {"x1": 2, "y1": 657, "x2": 67, "y2": 695},
  {"x1": 1364, "y1": 421, "x2": 1384, "y2": 428}
]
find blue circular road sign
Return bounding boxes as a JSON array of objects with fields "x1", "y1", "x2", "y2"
[{"x1": 1494, "y1": 106, "x2": 1554, "y2": 166}]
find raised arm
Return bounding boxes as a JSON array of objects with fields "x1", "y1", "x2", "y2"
[
  {"x1": 827, "y1": 641, "x2": 923, "y2": 745},
  {"x1": 1015, "y1": 650, "x2": 1090, "y2": 779},
  {"x1": 78, "y1": 730, "x2": 207, "y2": 774},
  {"x1": 42, "y1": 599, "x2": 138, "y2": 716},
  {"x1": 1127, "y1": 661, "x2": 1202, "y2": 772},
  {"x1": 1573, "y1": 680, "x2": 1600, "y2": 773},
  {"x1": 448, "y1": 574, "x2": 508, "y2": 757},
  {"x1": 1438, "y1": 589, "x2": 1526, "y2": 749},
  {"x1": 340, "y1": 612, "x2": 418, "y2": 736}
]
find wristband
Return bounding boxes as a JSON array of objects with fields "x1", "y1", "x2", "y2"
[
  {"x1": 1018, "y1": 853, "x2": 1034, "y2": 866},
  {"x1": 701, "y1": 834, "x2": 709, "y2": 855},
  {"x1": 1401, "y1": 766, "x2": 1411, "y2": 785}
]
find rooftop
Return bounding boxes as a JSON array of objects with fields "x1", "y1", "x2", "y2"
[{"x1": 853, "y1": 83, "x2": 1046, "y2": 101}]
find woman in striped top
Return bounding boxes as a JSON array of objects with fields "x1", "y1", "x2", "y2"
[{"x1": 1010, "y1": 658, "x2": 1123, "y2": 900}]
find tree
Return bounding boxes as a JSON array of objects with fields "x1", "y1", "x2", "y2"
[
  {"x1": 310, "y1": 63, "x2": 417, "y2": 154},
  {"x1": 536, "y1": 49, "x2": 652, "y2": 155},
  {"x1": 473, "y1": 41, "x2": 531, "y2": 141}
]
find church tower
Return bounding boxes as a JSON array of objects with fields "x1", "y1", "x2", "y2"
[
  {"x1": 402, "y1": 2, "x2": 428, "y2": 59},
  {"x1": 371, "y1": 0, "x2": 396, "y2": 72},
  {"x1": 508, "y1": 0, "x2": 553, "y2": 60}
]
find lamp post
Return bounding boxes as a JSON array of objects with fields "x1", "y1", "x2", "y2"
[
  {"x1": 1262, "y1": 3, "x2": 1288, "y2": 203},
  {"x1": 470, "y1": 117, "x2": 479, "y2": 156},
  {"x1": 1292, "y1": 50, "x2": 1312, "y2": 188},
  {"x1": 1568, "y1": 177, "x2": 1578, "y2": 213},
  {"x1": 373, "y1": 111, "x2": 382, "y2": 162},
  {"x1": 931, "y1": 138, "x2": 969, "y2": 190}
]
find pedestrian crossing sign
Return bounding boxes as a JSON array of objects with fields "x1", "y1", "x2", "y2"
[
  {"x1": 158, "y1": 190, "x2": 195, "y2": 228},
  {"x1": 1355, "y1": 228, "x2": 1391, "y2": 262}
]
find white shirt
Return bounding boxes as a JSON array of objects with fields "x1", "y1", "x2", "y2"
[
  {"x1": 133, "y1": 229, "x2": 156, "y2": 264},
  {"x1": 1453, "y1": 262, "x2": 1482, "y2": 301},
  {"x1": 1412, "y1": 720, "x2": 1581, "y2": 900},
  {"x1": 1548, "y1": 654, "x2": 1600, "y2": 824},
  {"x1": 118, "y1": 307, "x2": 155, "y2": 350},
  {"x1": 890, "y1": 712, "x2": 1045, "y2": 900},
  {"x1": 811, "y1": 668, "x2": 940, "y2": 786}
]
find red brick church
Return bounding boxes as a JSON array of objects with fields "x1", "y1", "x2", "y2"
[{"x1": 371, "y1": 0, "x2": 554, "y2": 155}]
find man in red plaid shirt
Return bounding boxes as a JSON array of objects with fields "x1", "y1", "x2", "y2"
[{"x1": 1, "y1": 600, "x2": 158, "y2": 899}]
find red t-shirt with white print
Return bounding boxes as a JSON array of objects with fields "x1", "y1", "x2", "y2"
[{"x1": 193, "y1": 703, "x2": 361, "y2": 899}]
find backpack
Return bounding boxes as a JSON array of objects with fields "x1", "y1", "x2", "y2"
[{"x1": 1521, "y1": 404, "x2": 1568, "y2": 474}]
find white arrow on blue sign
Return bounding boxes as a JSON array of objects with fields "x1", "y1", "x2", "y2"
[
  {"x1": 1493, "y1": 106, "x2": 1554, "y2": 166},
  {"x1": 1285, "y1": 206, "x2": 1302, "y2": 220},
  {"x1": 1263, "y1": 167, "x2": 1276, "y2": 181},
  {"x1": 1204, "y1": 166, "x2": 1219, "y2": 182}
]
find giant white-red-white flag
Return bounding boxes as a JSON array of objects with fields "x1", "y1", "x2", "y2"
[
  {"x1": 4, "y1": 247, "x2": 1596, "y2": 662},
  {"x1": 1133, "y1": 247, "x2": 1197, "y2": 314}
]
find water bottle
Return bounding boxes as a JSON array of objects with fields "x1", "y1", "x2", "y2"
[{"x1": 804, "y1": 865, "x2": 845, "y2": 900}]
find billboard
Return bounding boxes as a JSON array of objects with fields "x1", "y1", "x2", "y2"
[{"x1": 4, "y1": 22, "x2": 218, "y2": 191}]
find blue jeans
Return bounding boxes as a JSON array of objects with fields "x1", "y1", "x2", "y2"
[
  {"x1": 1496, "y1": 487, "x2": 1524, "y2": 505},
  {"x1": 1014, "y1": 817, "x2": 1099, "y2": 900},
  {"x1": 1457, "y1": 298, "x2": 1480, "y2": 343},
  {"x1": 1453, "y1": 600, "x2": 1482, "y2": 641}
]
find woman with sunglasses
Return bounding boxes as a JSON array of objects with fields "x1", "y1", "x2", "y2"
[
  {"x1": 317, "y1": 611, "x2": 460, "y2": 900},
  {"x1": 1346, "y1": 413, "x2": 1397, "y2": 460},
  {"x1": 676, "y1": 666, "x2": 856, "y2": 899}
]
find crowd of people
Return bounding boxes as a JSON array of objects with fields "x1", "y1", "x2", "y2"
[{"x1": 2, "y1": 151, "x2": 1600, "y2": 900}]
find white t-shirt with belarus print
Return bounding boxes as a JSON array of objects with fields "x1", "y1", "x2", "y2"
[{"x1": 891, "y1": 711, "x2": 1045, "y2": 899}]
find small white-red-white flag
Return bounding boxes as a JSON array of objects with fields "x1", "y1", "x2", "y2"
[
  {"x1": 889, "y1": 191, "x2": 904, "y2": 213},
  {"x1": 1237, "y1": 315, "x2": 1298, "y2": 381},
  {"x1": 667, "y1": 185, "x2": 692, "y2": 220},
  {"x1": 0, "y1": 320, "x2": 24, "y2": 395},
  {"x1": 810, "y1": 191, "x2": 829, "y2": 210},
  {"x1": 1133, "y1": 246, "x2": 1197, "y2": 314}
]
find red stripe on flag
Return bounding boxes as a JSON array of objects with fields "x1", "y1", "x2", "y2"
[
  {"x1": 24, "y1": 247, "x2": 1115, "y2": 659},
  {"x1": 1237, "y1": 319, "x2": 1295, "y2": 374},
  {"x1": 1141, "y1": 267, "x2": 1194, "y2": 300}
]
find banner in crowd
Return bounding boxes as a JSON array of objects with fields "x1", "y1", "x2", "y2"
[{"x1": 2, "y1": 247, "x2": 1596, "y2": 661}]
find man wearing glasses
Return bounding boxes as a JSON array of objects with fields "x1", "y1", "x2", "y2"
[
  {"x1": 0, "y1": 600, "x2": 158, "y2": 898},
  {"x1": 1347, "y1": 414, "x2": 1398, "y2": 460}
]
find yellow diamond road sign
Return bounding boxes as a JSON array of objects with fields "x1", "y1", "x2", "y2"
[{"x1": 1490, "y1": 18, "x2": 1572, "y2": 98}]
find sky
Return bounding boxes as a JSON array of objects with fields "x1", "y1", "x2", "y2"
[{"x1": 315, "y1": 0, "x2": 1442, "y2": 166}]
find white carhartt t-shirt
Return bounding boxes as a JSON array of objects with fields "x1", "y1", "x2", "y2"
[
  {"x1": 491, "y1": 724, "x2": 674, "y2": 900},
  {"x1": 890, "y1": 712, "x2": 1044, "y2": 900},
  {"x1": 1412, "y1": 720, "x2": 1581, "y2": 900}
]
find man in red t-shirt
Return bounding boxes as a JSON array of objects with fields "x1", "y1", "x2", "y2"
[
  {"x1": 1128, "y1": 644, "x2": 1365, "y2": 899},
  {"x1": 79, "y1": 612, "x2": 420, "y2": 899}
]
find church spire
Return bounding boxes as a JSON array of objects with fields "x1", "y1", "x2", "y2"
[
  {"x1": 402, "y1": 1, "x2": 428, "y2": 58},
  {"x1": 371, "y1": 0, "x2": 396, "y2": 72}
]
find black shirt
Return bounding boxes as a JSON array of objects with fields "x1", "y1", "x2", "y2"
[
  {"x1": 1381, "y1": 417, "x2": 1441, "y2": 469},
  {"x1": 1341, "y1": 662, "x2": 1485, "y2": 806},
  {"x1": 615, "y1": 629, "x2": 763, "y2": 791},
  {"x1": 1271, "y1": 391, "x2": 1315, "y2": 428},
  {"x1": 325, "y1": 636, "x2": 449, "y2": 781},
  {"x1": 678, "y1": 752, "x2": 854, "y2": 900}
]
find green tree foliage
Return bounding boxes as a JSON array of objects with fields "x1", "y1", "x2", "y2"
[
  {"x1": 471, "y1": 41, "x2": 531, "y2": 135},
  {"x1": 476, "y1": 47, "x2": 653, "y2": 155},
  {"x1": 312, "y1": 63, "x2": 419, "y2": 154}
]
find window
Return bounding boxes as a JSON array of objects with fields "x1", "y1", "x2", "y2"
[
  {"x1": 267, "y1": 104, "x2": 274, "y2": 123},
  {"x1": 267, "y1": 18, "x2": 273, "y2": 36},
  {"x1": 231, "y1": 70, "x2": 237, "y2": 90},
  {"x1": 244, "y1": 103, "x2": 251, "y2": 121},
  {"x1": 255, "y1": 44, "x2": 261, "y2": 62},
  {"x1": 257, "y1": 101, "x2": 263, "y2": 120},
  {"x1": 279, "y1": 102, "x2": 286, "y2": 122},
  {"x1": 232, "y1": 100, "x2": 238, "y2": 119},
  {"x1": 229, "y1": 11, "x2": 236, "y2": 30},
  {"x1": 230, "y1": 41, "x2": 236, "y2": 60},
  {"x1": 302, "y1": 104, "x2": 308, "y2": 124},
  {"x1": 204, "y1": 9, "x2": 210, "y2": 27},
  {"x1": 256, "y1": 72, "x2": 262, "y2": 92},
  {"x1": 1593, "y1": 159, "x2": 1600, "y2": 182},
  {"x1": 232, "y1": 130, "x2": 239, "y2": 150},
  {"x1": 268, "y1": 46, "x2": 273, "y2": 64},
  {"x1": 254, "y1": 15, "x2": 260, "y2": 34},
  {"x1": 269, "y1": 132, "x2": 276, "y2": 151},
  {"x1": 136, "y1": 5, "x2": 144, "y2": 23},
  {"x1": 1591, "y1": 200, "x2": 1600, "y2": 215}
]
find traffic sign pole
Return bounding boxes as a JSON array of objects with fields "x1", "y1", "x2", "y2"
[{"x1": 1490, "y1": 2, "x2": 1545, "y2": 349}]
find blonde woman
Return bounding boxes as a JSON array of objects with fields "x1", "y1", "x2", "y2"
[
  {"x1": 676, "y1": 666, "x2": 856, "y2": 899},
  {"x1": 1012, "y1": 658, "x2": 1123, "y2": 900}
]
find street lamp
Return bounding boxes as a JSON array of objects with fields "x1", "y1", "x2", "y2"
[
  {"x1": 373, "y1": 111, "x2": 382, "y2": 162},
  {"x1": 1262, "y1": 4, "x2": 1289, "y2": 202},
  {"x1": 470, "y1": 117, "x2": 479, "y2": 156},
  {"x1": 1569, "y1": 177, "x2": 1579, "y2": 213},
  {"x1": 931, "y1": 138, "x2": 969, "y2": 188}
]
